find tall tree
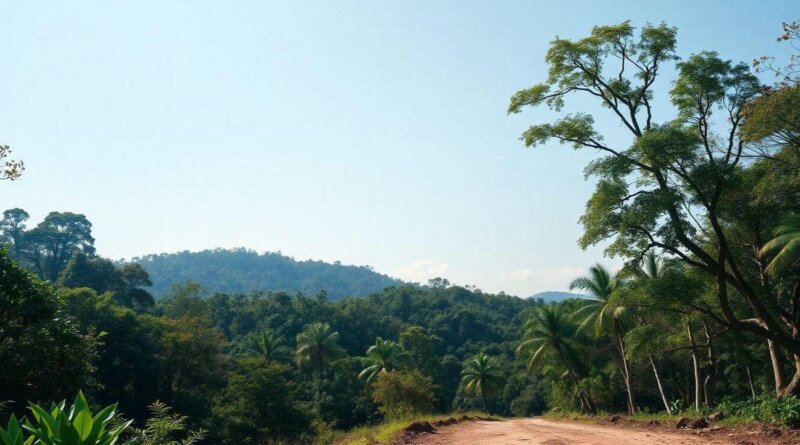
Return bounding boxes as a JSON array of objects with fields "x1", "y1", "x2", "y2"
[
  {"x1": 359, "y1": 337, "x2": 408, "y2": 384},
  {"x1": 295, "y1": 322, "x2": 346, "y2": 372},
  {"x1": 0, "y1": 250, "x2": 97, "y2": 414},
  {"x1": 571, "y1": 264, "x2": 636, "y2": 414},
  {"x1": 0, "y1": 208, "x2": 29, "y2": 259},
  {"x1": 249, "y1": 329, "x2": 290, "y2": 364},
  {"x1": 24, "y1": 212, "x2": 95, "y2": 281},
  {"x1": 508, "y1": 21, "x2": 800, "y2": 396},
  {"x1": 460, "y1": 352, "x2": 505, "y2": 414},
  {"x1": 518, "y1": 304, "x2": 596, "y2": 412}
]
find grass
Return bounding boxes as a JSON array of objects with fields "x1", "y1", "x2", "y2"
[
  {"x1": 542, "y1": 409, "x2": 754, "y2": 427},
  {"x1": 330, "y1": 411, "x2": 498, "y2": 445}
]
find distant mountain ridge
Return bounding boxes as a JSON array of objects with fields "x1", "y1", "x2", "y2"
[
  {"x1": 132, "y1": 248, "x2": 404, "y2": 300},
  {"x1": 530, "y1": 290, "x2": 588, "y2": 302}
]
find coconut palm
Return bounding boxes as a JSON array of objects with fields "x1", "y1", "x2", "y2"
[
  {"x1": 250, "y1": 329, "x2": 290, "y2": 364},
  {"x1": 517, "y1": 304, "x2": 596, "y2": 413},
  {"x1": 295, "y1": 322, "x2": 346, "y2": 372},
  {"x1": 570, "y1": 263, "x2": 637, "y2": 414},
  {"x1": 460, "y1": 352, "x2": 505, "y2": 413},
  {"x1": 761, "y1": 215, "x2": 800, "y2": 275},
  {"x1": 359, "y1": 337, "x2": 409, "y2": 384}
]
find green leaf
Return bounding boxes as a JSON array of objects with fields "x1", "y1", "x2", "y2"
[{"x1": 73, "y1": 411, "x2": 93, "y2": 441}]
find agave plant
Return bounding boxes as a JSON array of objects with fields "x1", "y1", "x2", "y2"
[
  {"x1": 0, "y1": 415, "x2": 28, "y2": 445},
  {"x1": 21, "y1": 391, "x2": 130, "y2": 445}
]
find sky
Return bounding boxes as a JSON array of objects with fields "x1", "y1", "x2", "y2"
[{"x1": 1, "y1": 1, "x2": 797, "y2": 296}]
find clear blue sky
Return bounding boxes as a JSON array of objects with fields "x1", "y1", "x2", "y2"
[{"x1": 1, "y1": 1, "x2": 796, "y2": 296}]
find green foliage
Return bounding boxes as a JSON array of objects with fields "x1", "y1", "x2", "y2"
[
  {"x1": 131, "y1": 248, "x2": 403, "y2": 300},
  {"x1": 296, "y1": 322, "x2": 347, "y2": 370},
  {"x1": 371, "y1": 370, "x2": 437, "y2": 420},
  {"x1": 760, "y1": 215, "x2": 800, "y2": 275},
  {"x1": 359, "y1": 337, "x2": 408, "y2": 384},
  {"x1": 57, "y1": 254, "x2": 154, "y2": 309},
  {"x1": 0, "y1": 250, "x2": 98, "y2": 413},
  {"x1": 249, "y1": 329, "x2": 290, "y2": 364},
  {"x1": 460, "y1": 352, "x2": 505, "y2": 413},
  {"x1": 22, "y1": 391, "x2": 130, "y2": 445},
  {"x1": 210, "y1": 360, "x2": 314, "y2": 445},
  {"x1": 0, "y1": 415, "x2": 27, "y2": 445},
  {"x1": 717, "y1": 396, "x2": 800, "y2": 427},
  {"x1": 122, "y1": 402, "x2": 204, "y2": 445}
]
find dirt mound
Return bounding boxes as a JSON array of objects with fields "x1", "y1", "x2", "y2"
[{"x1": 390, "y1": 421, "x2": 437, "y2": 445}]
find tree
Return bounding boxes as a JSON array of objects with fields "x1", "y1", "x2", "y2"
[
  {"x1": 295, "y1": 322, "x2": 346, "y2": 372},
  {"x1": 371, "y1": 370, "x2": 437, "y2": 419},
  {"x1": 508, "y1": 21, "x2": 800, "y2": 396},
  {"x1": 57, "y1": 253, "x2": 154, "y2": 309},
  {"x1": 359, "y1": 337, "x2": 408, "y2": 384},
  {"x1": 0, "y1": 208, "x2": 29, "y2": 258},
  {"x1": 0, "y1": 250, "x2": 97, "y2": 415},
  {"x1": 460, "y1": 352, "x2": 505, "y2": 414},
  {"x1": 570, "y1": 264, "x2": 637, "y2": 414},
  {"x1": 517, "y1": 304, "x2": 596, "y2": 412},
  {"x1": 0, "y1": 145, "x2": 23, "y2": 181},
  {"x1": 158, "y1": 314, "x2": 224, "y2": 422},
  {"x1": 626, "y1": 251, "x2": 674, "y2": 414},
  {"x1": 761, "y1": 215, "x2": 800, "y2": 275},
  {"x1": 24, "y1": 212, "x2": 95, "y2": 281},
  {"x1": 249, "y1": 329, "x2": 289, "y2": 364},
  {"x1": 210, "y1": 359, "x2": 314, "y2": 445}
]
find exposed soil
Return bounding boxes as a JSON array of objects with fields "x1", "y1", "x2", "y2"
[{"x1": 392, "y1": 417, "x2": 800, "y2": 445}]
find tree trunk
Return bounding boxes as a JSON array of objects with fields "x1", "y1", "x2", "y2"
[
  {"x1": 687, "y1": 322, "x2": 702, "y2": 412},
  {"x1": 614, "y1": 320, "x2": 636, "y2": 415},
  {"x1": 649, "y1": 354, "x2": 671, "y2": 415},
  {"x1": 769, "y1": 339, "x2": 784, "y2": 397},
  {"x1": 702, "y1": 320, "x2": 717, "y2": 406},
  {"x1": 558, "y1": 349, "x2": 596, "y2": 413},
  {"x1": 745, "y1": 364, "x2": 756, "y2": 399}
]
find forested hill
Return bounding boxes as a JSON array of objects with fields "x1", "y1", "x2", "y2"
[{"x1": 132, "y1": 248, "x2": 405, "y2": 299}]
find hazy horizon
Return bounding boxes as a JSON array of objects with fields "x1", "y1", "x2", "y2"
[{"x1": 2, "y1": 1, "x2": 796, "y2": 295}]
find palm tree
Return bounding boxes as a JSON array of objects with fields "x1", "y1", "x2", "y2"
[
  {"x1": 517, "y1": 304, "x2": 596, "y2": 413},
  {"x1": 570, "y1": 264, "x2": 637, "y2": 415},
  {"x1": 359, "y1": 337, "x2": 409, "y2": 384},
  {"x1": 461, "y1": 352, "x2": 505, "y2": 414},
  {"x1": 250, "y1": 329, "x2": 290, "y2": 364},
  {"x1": 761, "y1": 215, "x2": 800, "y2": 275},
  {"x1": 295, "y1": 322, "x2": 346, "y2": 373}
]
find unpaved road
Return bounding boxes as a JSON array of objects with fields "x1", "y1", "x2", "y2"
[{"x1": 412, "y1": 418, "x2": 734, "y2": 445}]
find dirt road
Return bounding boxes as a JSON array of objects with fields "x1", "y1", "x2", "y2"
[{"x1": 411, "y1": 418, "x2": 735, "y2": 445}]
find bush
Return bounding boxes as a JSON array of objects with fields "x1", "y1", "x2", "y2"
[
  {"x1": 717, "y1": 396, "x2": 800, "y2": 427},
  {"x1": 210, "y1": 359, "x2": 315, "y2": 445},
  {"x1": 0, "y1": 391, "x2": 130, "y2": 445},
  {"x1": 371, "y1": 370, "x2": 437, "y2": 419}
]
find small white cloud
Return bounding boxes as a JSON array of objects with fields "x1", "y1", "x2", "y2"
[{"x1": 391, "y1": 259, "x2": 450, "y2": 283}]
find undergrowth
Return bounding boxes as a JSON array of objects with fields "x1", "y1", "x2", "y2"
[{"x1": 330, "y1": 412, "x2": 498, "y2": 445}]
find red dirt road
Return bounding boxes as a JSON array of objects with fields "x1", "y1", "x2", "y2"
[{"x1": 410, "y1": 418, "x2": 736, "y2": 445}]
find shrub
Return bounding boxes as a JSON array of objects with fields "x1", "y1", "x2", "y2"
[
  {"x1": 122, "y1": 401, "x2": 205, "y2": 445},
  {"x1": 371, "y1": 370, "x2": 437, "y2": 419},
  {"x1": 0, "y1": 391, "x2": 131, "y2": 445},
  {"x1": 210, "y1": 360, "x2": 315, "y2": 445},
  {"x1": 717, "y1": 396, "x2": 800, "y2": 427}
]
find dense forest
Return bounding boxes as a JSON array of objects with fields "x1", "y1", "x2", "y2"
[
  {"x1": 131, "y1": 249, "x2": 404, "y2": 300},
  {"x1": 2, "y1": 18, "x2": 800, "y2": 445}
]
